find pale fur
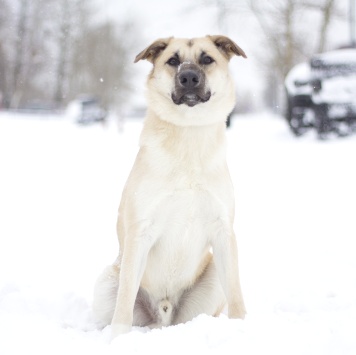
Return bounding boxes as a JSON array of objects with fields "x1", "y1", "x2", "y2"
[{"x1": 92, "y1": 35, "x2": 246, "y2": 340}]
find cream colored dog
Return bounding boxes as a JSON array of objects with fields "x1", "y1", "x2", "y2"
[{"x1": 93, "y1": 35, "x2": 247, "y2": 340}]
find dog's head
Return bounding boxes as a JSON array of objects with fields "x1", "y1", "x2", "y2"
[{"x1": 135, "y1": 35, "x2": 246, "y2": 126}]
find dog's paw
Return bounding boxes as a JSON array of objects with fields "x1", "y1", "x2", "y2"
[
  {"x1": 111, "y1": 323, "x2": 132, "y2": 341},
  {"x1": 228, "y1": 304, "x2": 246, "y2": 320}
]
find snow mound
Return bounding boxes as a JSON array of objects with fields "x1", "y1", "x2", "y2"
[{"x1": 0, "y1": 111, "x2": 355, "y2": 354}]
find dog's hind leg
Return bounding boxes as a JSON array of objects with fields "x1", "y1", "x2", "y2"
[
  {"x1": 92, "y1": 262, "x2": 158, "y2": 328},
  {"x1": 92, "y1": 263, "x2": 120, "y2": 327},
  {"x1": 172, "y1": 255, "x2": 226, "y2": 325}
]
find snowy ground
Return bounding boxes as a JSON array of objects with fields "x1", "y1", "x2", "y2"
[{"x1": 0, "y1": 111, "x2": 355, "y2": 355}]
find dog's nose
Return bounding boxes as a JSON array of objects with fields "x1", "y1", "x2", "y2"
[{"x1": 178, "y1": 70, "x2": 200, "y2": 88}]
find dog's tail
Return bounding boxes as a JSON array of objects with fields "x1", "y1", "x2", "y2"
[{"x1": 158, "y1": 299, "x2": 173, "y2": 326}]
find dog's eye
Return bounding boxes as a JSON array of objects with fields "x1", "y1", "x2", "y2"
[
  {"x1": 167, "y1": 57, "x2": 180, "y2": 66},
  {"x1": 201, "y1": 56, "x2": 214, "y2": 65}
]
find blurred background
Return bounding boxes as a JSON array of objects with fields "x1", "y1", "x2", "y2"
[
  {"x1": 0, "y1": 0, "x2": 355, "y2": 120},
  {"x1": 1, "y1": 2, "x2": 356, "y2": 352}
]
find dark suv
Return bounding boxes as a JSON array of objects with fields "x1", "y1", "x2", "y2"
[{"x1": 285, "y1": 48, "x2": 356, "y2": 139}]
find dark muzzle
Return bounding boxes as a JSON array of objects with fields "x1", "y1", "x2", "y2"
[{"x1": 171, "y1": 63, "x2": 211, "y2": 107}]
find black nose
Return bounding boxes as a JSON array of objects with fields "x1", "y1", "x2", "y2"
[{"x1": 178, "y1": 70, "x2": 200, "y2": 88}]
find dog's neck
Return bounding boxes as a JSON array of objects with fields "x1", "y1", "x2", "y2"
[{"x1": 139, "y1": 111, "x2": 227, "y2": 170}]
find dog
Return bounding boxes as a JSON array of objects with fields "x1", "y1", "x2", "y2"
[{"x1": 93, "y1": 35, "x2": 247, "y2": 340}]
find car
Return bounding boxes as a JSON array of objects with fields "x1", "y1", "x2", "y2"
[
  {"x1": 21, "y1": 100, "x2": 58, "y2": 114},
  {"x1": 66, "y1": 96, "x2": 106, "y2": 124},
  {"x1": 285, "y1": 48, "x2": 356, "y2": 138}
]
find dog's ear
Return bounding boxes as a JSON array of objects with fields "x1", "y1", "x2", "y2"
[
  {"x1": 208, "y1": 35, "x2": 247, "y2": 60},
  {"x1": 134, "y1": 38, "x2": 172, "y2": 63}
]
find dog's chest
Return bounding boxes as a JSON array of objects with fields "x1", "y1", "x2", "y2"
[
  {"x1": 140, "y1": 188, "x2": 222, "y2": 296},
  {"x1": 130, "y1": 121, "x2": 232, "y2": 298}
]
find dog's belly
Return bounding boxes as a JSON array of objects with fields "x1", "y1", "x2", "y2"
[{"x1": 140, "y1": 188, "x2": 224, "y2": 303}]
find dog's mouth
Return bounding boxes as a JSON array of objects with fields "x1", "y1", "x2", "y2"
[{"x1": 171, "y1": 91, "x2": 211, "y2": 107}]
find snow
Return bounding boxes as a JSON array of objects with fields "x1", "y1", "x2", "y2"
[
  {"x1": 1, "y1": 111, "x2": 356, "y2": 355},
  {"x1": 313, "y1": 74, "x2": 356, "y2": 104},
  {"x1": 284, "y1": 61, "x2": 311, "y2": 96},
  {"x1": 313, "y1": 49, "x2": 356, "y2": 65}
]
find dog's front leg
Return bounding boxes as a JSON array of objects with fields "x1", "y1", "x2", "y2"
[
  {"x1": 111, "y1": 225, "x2": 152, "y2": 339},
  {"x1": 211, "y1": 221, "x2": 246, "y2": 319}
]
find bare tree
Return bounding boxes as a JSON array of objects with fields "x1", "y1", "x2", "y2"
[
  {"x1": 302, "y1": 0, "x2": 337, "y2": 53},
  {"x1": 0, "y1": 0, "x2": 12, "y2": 107},
  {"x1": 10, "y1": 0, "x2": 30, "y2": 107},
  {"x1": 67, "y1": 20, "x2": 136, "y2": 111},
  {"x1": 248, "y1": 0, "x2": 342, "y2": 75},
  {"x1": 50, "y1": 0, "x2": 94, "y2": 105},
  {"x1": 246, "y1": 0, "x2": 343, "y2": 109},
  {"x1": 0, "y1": 0, "x2": 138, "y2": 110},
  {"x1": 53, "y1": 0, "x2": 73, "y2": 104},
  {"x1": 1, "y1": 0, "x2": 54, "y2": 108}
]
